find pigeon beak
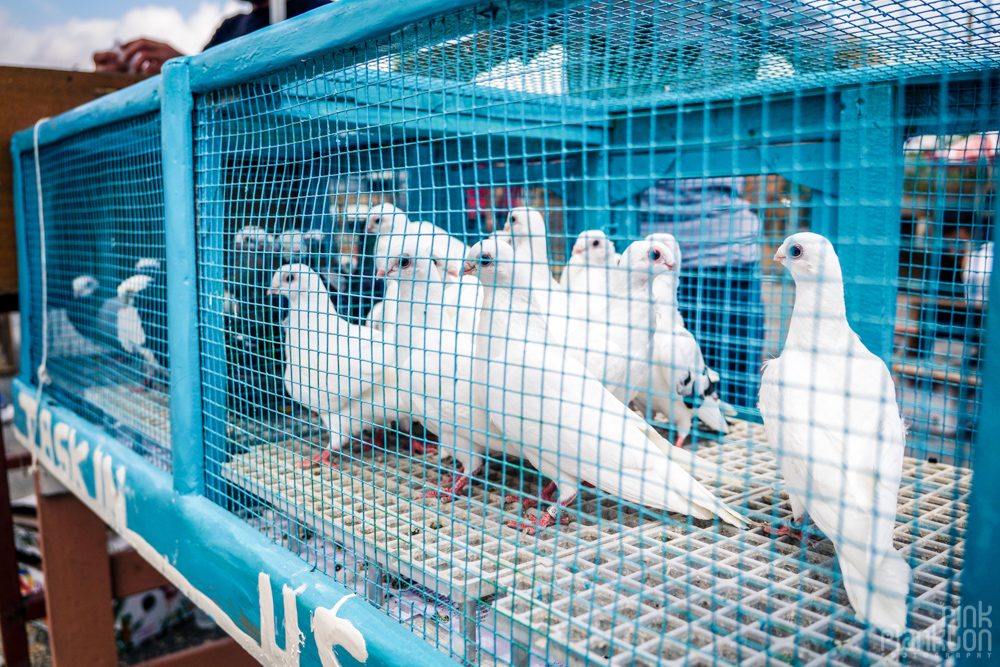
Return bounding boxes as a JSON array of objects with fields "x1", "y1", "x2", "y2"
[
  {"x1": 571, "y1": 246, "x2": 584, "y2": 256},
  {"x1": 664, "y1": 259, "x2": 675, "y2": 270},
  {"x1": 375, "y1": 269, "x2": 386, "y2": 279},
  {"x1": 462, "y1": 261, "x2": 477, "y2": 276},
  {"x1": 265, "y1": 288, "x2": 277, "y2": 296},
  {"x1": 773, "y1": 247, "x2": 787, "y2": 264}
]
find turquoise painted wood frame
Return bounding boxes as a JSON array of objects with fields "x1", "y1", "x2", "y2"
[{"x1": 8, "y1": 1, "x2": 1000, "y2": 665}]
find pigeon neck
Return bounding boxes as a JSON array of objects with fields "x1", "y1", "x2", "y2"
[
  {"x1": 478, "y1": 283, "x2": 551, "y2": 347},
  {"x1": 787, "y1": 277, "x2": 849, "y2": 349},
  {"x1": 514, "y1": 237, "x2": 554, "y2": 289},
  {"x1": 393, "y1": 273, "x2": 446, "y2": 349}
]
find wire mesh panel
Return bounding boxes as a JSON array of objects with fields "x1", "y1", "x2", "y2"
[
  {"x1": 192, "y1": 0, "x2": 999, "y2": 664},
  {"x1": 19, "y1": 113, "x2": 171, "y2": 470}
]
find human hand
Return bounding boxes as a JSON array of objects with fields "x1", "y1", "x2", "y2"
[
  {"x1": 111, "y1": 39, "x2": 184, "y2": 75},
  {"x1": 93, "y1": 48, "x2": 127, "y2": 72}
]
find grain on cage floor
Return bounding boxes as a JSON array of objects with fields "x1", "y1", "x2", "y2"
[{"x1": 222, "y1": 417, "x2": 968, "y2": 667}]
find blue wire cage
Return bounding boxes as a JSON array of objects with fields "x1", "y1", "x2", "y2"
[{"x1": 10, "y1": 1, "x2": 1000, "y2": 665}]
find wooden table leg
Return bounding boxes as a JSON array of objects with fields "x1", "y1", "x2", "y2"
[
  {"x1": 36, "y1": 472, "x2": 118, "y2": 667},
  {"x1": 0, "y1": 427, "x2": 30, "y2": 667}
]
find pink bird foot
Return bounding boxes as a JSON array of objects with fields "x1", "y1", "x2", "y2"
[
  {"x1": 300, "y1": 450, "x2": 337, "y2": 470},
  {"x1": 409, "y1": 437, "x2": 438, "y2": 456},
  {"x1": 506, "y1": 508, "x2": 571, "y2": 534},
  {"x1": 504, "y1": 481, "x2": 558, "y2": 509},
  {"x1": 420, "y1": 474, "x2": 471, "y2": 503}
]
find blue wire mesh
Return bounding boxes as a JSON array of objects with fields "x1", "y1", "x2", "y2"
[
  {"x1": 10, "y1": 0, "x2": 999, "y2": 664},
  {"x1": 20, "y1": 113, "x2": 171, "y2": 471},
  {"x1": 188, "y1": 1, "x2": 996, "y2": 664}
]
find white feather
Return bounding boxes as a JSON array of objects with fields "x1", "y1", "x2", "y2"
[
  {"x1": 270, "y1": 264, "x2": 402, "y2": 453},
  {"x1": 759, "y1": 232, "x2": 911, "y2": 633},
  {"x1": 467, "y1": 239, "x2": 746, "y2": 528}
]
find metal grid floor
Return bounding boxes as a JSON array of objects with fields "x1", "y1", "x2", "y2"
[{"x1": 223, "y1": 418, "x2": 967, "y2": 666}]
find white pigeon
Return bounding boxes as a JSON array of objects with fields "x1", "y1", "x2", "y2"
[
  {"x1": 274, "y1": 229, "x2": 326, "y2": 260},
  {"x1": 560, "y1": 230, "x2": 618, "y2": 302},
  {"x1": 638, "y1": 233, "x2": 733, "y2": 447},
  {"x1": 483, "y1": 236, "x2": 740, "y2": 487},
  {"x1": 581, "y1": 240, "x2": 675, "y2": 405},
  {"x1": 964, "y1": 241, "x2": 993, "y2": 303},
  {"x1": 465, "y1": 238, "x2": 746, "y2": 533},
  {"x1": 500, "y1": 207, "x2": 574, "y2": 346},
  {"x1": 366, "y1": 203, "x2": 477, "y2": 338},
  {"x1": 366, "y1": 203, "x2": 467, "y2": 280},
  {"x1": 269, "y1": 264, "x2": 401, "y2": 468},
  {"x1": 759, "y1": 232, "x2": 911, "y2": 633},
  {"x1": 380, "y1": 245, "x2": 496, "y2": 499},
  {"x1": 116, "y1": 273, "x2": 168, "y2": 390}
]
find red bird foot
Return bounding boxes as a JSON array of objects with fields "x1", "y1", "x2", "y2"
[
  {"x1": 420, "y1": 475, "x2": 470, "y2": 503},
  {"x1": 766, "y1": 520, "x2": 813, "y2": 544},
  {"x1": 300, "y1": 450, "x2": 337, "y2": 470},
  {"x1": 504, "y1": 481, "x2": 558, "y2": 510},
  {"x1": 360, "y1": 429, "x2": 385, "y2": 453},
  {"x1": 673, "y1": 434, "x2": 687, "y2": 448},
  {"x1": 409, "y1": 437, "x2": 438, "y2": 456},
  {"x1": 506, "y1": 509, "x2": 569, "y2": 535}
]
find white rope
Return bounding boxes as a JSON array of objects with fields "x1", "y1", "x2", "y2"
[{"x1": 29, "y1": 118, "x2": 52, "y2": 451}]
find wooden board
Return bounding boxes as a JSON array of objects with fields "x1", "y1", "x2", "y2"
[{"x1": 0, "y1": 66, "x2": 142, "y2": 300}]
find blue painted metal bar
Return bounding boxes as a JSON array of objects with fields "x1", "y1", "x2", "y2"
[
  {"x1": 10, "y1": 77, "x2": 161, "y2": 154},
  {"x1": 194, "y1": 102, "x2": 236, "y2": 511},
  {"x1": 959, "y1": 164, "x2": 1000, "y2": 666},
  {"x1": 186, "y1": 0, "x2": 490, "y2": 93},
  {"x1": 9, "y1": 144, "x2": 33, "y2": 380},
  {"x1": 837, "y1": 84, "x2": 902, "y2": 363},
  {"x1": 161, "y1": 58, "x2": 204, "y2": 494},
  {"x1": 8, "y1": 379, "x2": 457, "y2": 667}
]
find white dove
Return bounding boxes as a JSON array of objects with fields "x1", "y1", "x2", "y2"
[
  {"x1": 759, "y1": 232, "x2": 911, "y2": 633},
  {"x1": 581, "y1": 240, "x2": 675, "y2": 405},
  {"x1": 269, "y1": 264, "x2": 400, "y2": 468},
  {"x1": 466, "y1": 239, "x2": 746, "y2": 533},
  {"x1": 499, "y1": 207, "x2": 583, "y2": 354},
  {"x1": 638, "y1": 232, "x2": 733, "y2": 447},
  {"x1": 560, "y1": 230, "x2": 618, "y2": 303},
  {"x1": 366, "y1": 203, "x2": 478, "y2": 336},
  {"x1": 380, "y1": 245, "x2": 496, "y2": 500}
]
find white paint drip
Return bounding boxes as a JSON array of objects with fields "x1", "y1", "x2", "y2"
[
  {"x1": 312, "y1": 595, "x2": 368, "y2": 667},
  {"x1": 259, "y1": 572, "x2": 304, "y2": 667}
]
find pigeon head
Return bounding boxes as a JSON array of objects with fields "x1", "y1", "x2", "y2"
[
  {"x1": 621, "y1": 240, "x2": 675, "y2": 275},
  {"x1": 463, "y1": 238, "x2": 517, "y2": 287},
  {"x1": 365, "y1": 202, "x2": 406, "y2": 235},
  {"x1": 233, "y1": 225, "x2": 273, "y2": 252},
  {"x1": 268, "y1": 263, "x2": 327, "y2": 305},
  {"x1": 774, "y1": 232, "x2": 842, "y2": 283},
  {"x1": 72, "y1": 275, "x2": 99, "y2": 299},
  {"x1": 503, "y1": 207, "x2": 545, "y2": 237},
  {"x1": 117, "y1": 274, "x2": 153, "y2": 303},
  {"x1": 572, "y1": 230, "x2": 615, "y2": 265},
  {"x1": 382, "y1": 252, "x2": 433, "y2": 282},
  {"x1": 134, "y1": 258, "x2": 162, "y2": 275},
  {"x1": 644, "y1": 233, "x2": 682, "y2": 270}
]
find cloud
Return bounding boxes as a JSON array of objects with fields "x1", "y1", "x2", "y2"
[{"x1": 0, "y1": 2, "x2": 245, "y2": 70}]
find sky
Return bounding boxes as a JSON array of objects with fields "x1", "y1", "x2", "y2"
[{"x1": 0, "y1": 1, "x2": 247, "y2": 70}]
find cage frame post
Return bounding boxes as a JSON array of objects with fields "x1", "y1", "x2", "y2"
[
  {"x1": 960, "y1": 163, "x2": 1000, "y2": 665},
  {"x1": 837, "y1": 83, "x2": 903, "y2": 363},
  {"x1": 161, "y1": 58, "x2": 205, "y2": 495}
]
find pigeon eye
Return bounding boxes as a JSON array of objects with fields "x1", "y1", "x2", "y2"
[
  {"x1": 400, "y1": 257, "x2": 412, "y2": 269},
  {"x1": 649, "y1": 249, "x2": 662, "y2": 262},
  {"x1": 789, "y1": 244, "x2": 803, "y2": 259},
  {"x1": 591, "y1": 239, "x2": 600, "y2": 248},
  {"x1": 480, "y1": 253, "x2": 493, "y2": 267}
]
